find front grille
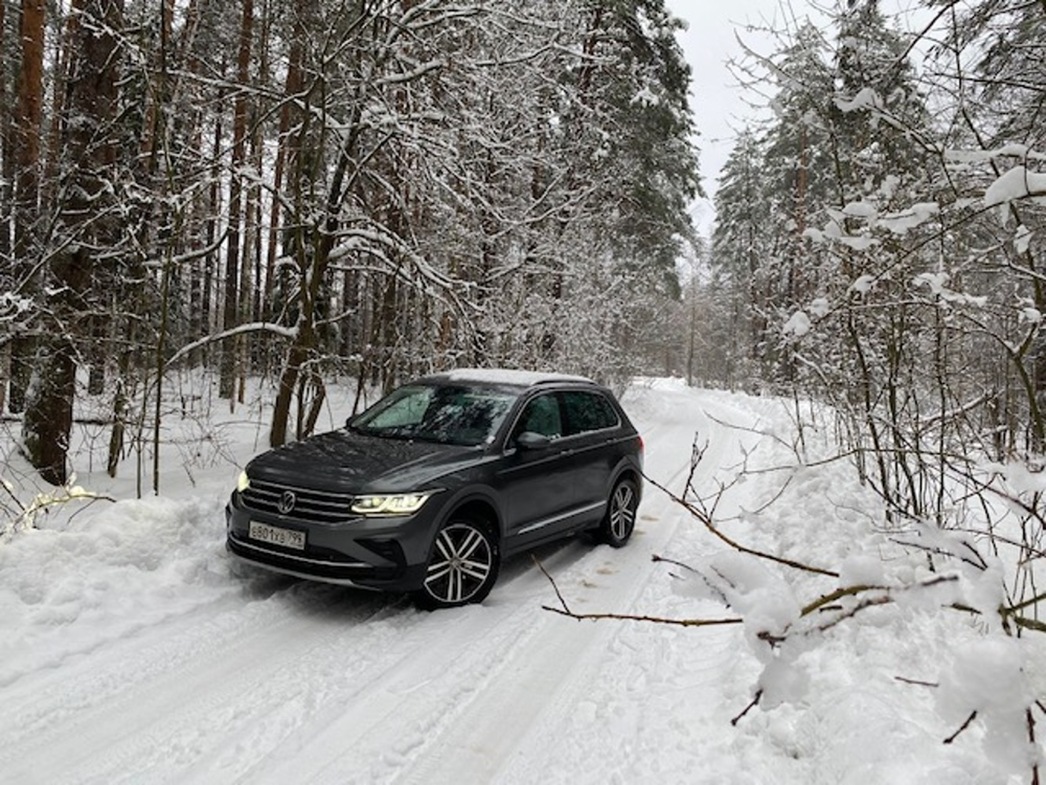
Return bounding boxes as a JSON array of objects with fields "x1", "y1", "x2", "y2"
[{"x1": 242, "y1": 478, "x2": 354, "y2": 523}]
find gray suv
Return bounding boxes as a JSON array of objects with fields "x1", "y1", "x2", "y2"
[{"x1": 226, "y1": 369, "x2": 643, "y2": 609}]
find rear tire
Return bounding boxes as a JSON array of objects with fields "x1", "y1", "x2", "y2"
[
  {"x1": 600, "y1": 479, "x2": 638, "y2": 548},
  {"x1": 414, "y1": 517, "x2": 500, "y2": 610}
]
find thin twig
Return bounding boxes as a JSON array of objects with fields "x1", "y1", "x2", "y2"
[
  {"x1": 1005, "y1": 591, "x2": 1046, "y2": 616},
  {"x1": 894, "y1": 675, "x2": 939, "y2": 688},
  {"x1": 731, "y1": 690, "x2": 762, "y2": 726},
  {"x1": 0, "y1": 476, "x2": 28, "y2": 514},
  {"x1": 1014, "y1": 616, "x2": 1046, "y2": 634},
  {"x1": 645, "y1": 472, "x2": 839, "y2": 578},
  {"x1": 944, "y1": 710, "x2": 978, "y2": 744},
  {"x1": 541, "y1": 605, "x2": 744, "y2": 628},
  {"x1": 651, "y1": 553, "x2": 701, "y2": 574},
  {"x1": 534, "y1": 555, "x2": 742, "y2": 629},
  {"x1": 1029, "y1": 707, "x2": 1040, "y2": 785},
  {"x1": 532, "y1": 554, "x2": 572, "y2": 614}
]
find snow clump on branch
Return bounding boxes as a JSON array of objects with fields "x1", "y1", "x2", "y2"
[{"x1": 984, "y1": 166, "x2": 1046, "y2": 209}]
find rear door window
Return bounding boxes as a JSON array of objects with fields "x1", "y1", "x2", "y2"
[{"x1": 560, "y1": 391, "x2": 619, "y2": 436}]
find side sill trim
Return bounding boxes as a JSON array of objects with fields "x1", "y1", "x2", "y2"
[{"x1": 517, "y1": 500, "x2": 605, "y2": 536}]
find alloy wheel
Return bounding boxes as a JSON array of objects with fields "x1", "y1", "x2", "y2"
[
  {"x1": 604, "y1": 481, "x2": 637, "y2": 546},
  {"x1": 422, "y1": 521, "x2": 496, "y2": 607}
]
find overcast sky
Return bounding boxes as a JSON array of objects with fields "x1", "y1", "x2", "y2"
[{"x1": 665, "y1": 0, "x2": 784, "y2": 234}]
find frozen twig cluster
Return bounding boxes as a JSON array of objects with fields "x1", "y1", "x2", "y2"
[
  {"x1": 540, "y1": 414, "x2": 1046, "y2": 782},
  {"x1": 0, "y1": 473, "x2": 114, "y2": 538}
]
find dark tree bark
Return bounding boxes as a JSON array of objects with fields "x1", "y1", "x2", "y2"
[
  {"x1": 22, "y1": 0, "x2": 120, "y2": 485},
  {"x1": 7, "y1": 0, "x2": 46, "y2": 415},
  {"x1": 0, "y1": 0, "x2": 11, "y2": 261},
  {"x1": 219, "y1": 0, "x2": 253, "y2": 400}
]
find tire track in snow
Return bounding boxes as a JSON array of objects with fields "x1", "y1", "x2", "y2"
[
  {"x1": 487, "y1": 388, "x2": 767, "y2": 784},
  {"x1": 383, "y1": 386, "x2": 749, "y2": 785},
  {"x1": 0, "y1": 382, "x2": 763, "y2": 785},
  {"x1": 237, "y1": 384, "x2": 755, "y2": 785},
  {"x1": 0, "y1": 585, "x2": 399, "y2": 784}
]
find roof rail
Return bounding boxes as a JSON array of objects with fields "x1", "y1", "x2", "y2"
[
  {"x1": 433, "y1": 368, "x2": 595, "y2": 386},
  {"x1": 531, "y1": 376, "x2": 597, "y2": 386}
]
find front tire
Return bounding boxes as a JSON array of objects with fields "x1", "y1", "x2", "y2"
[
  {"x1": 414, "y1": 518, "x2": 500, "y2": 610},
  {"x1": 600, "y1": 479, "x2": 638, "y2": 547}
]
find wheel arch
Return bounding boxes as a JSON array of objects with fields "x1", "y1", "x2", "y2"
[
  {"x1": 440, "y1": 493, "x2": 502, "y2": 546},
  {"x1": 609, "y1": 461, "x2": 643, "y2": 502}
]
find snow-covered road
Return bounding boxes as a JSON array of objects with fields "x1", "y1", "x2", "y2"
[
  {"x1": 0, "y1": 382, "x2": 760, "y2": 784},
  {"x1": 4, "y1": 380, "x2": 1030, "y2": 784}
]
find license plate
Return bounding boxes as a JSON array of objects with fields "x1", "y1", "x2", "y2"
[{"x1": 249, "y1": 521, "x2": 306, "y2": 551}]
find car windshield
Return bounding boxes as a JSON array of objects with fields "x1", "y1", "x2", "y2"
[{"x1": 349, "y1": 384, "x2": 518, "y2": 446}]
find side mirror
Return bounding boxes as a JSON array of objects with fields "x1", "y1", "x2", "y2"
[{"x1": 515, "y1": 431, "x2": 551, "y2": 451}]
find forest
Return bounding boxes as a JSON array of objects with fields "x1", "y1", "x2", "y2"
[
  {"x1": 2, "y1": 0, "x2": 1045, "y2": 620},
  {"x1": 0, "y1": 0, "x2": 698, "y2": 487},
  {"x1": 3, "y1": 0, "x2": 1046, "y2": 776},
  {"x1": 703, "y1": 0, "x2": 1046, "y2": 542}
]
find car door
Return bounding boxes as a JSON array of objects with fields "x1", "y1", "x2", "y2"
[
  {"x1": 558, "y1": 389, "x2": 623, "y2": 518},
  {"x1": 496, "y1": 391, "x2": 580, "y2": 547}
]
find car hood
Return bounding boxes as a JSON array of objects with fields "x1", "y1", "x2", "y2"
[{"x1": 245, "y1": 429, "x2": 486, "y2": 494}]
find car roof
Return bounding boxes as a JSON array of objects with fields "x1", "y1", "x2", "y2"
[{"x1": 421, "y1": 368, "x2": 597, "y2": 388}]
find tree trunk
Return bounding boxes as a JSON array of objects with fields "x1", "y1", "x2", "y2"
[
  {"x1": 8, "y1": 0, "x2": 46, "y2": 414},
  {"x1": 23, "y1": 342, "x2": 76, "y2": 485},
  {"x1": 219, "y1": 0, "x2": 253, "y2": 400},
  {"x1": 270, "y1": 322, "x2": 315, "y2": 447},
  {"x1": 106, "y1": 333, "x2": 130, "y2": 478},
  {"x1": 0, "y1": 344, "x2": 7, "y2": 415},
  {"x1": 13, "y1": 0, "x2": 43, "y2": 259},
  {"x1": 0, "y1": 0, "x2": 11, "y2": 261},
  {"x1": 202, "y1": 112, "x2": 222, "y2": 368},
  {"x1": 22, "y1": 0, "x2": 120, "y2": 485}
]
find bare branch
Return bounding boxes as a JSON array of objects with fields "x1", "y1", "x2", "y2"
[
  {"x1": 894, "y1": 676, "x2": 939, "y2": 688},
  {"x1": 944, "y1": 711, "x2": 978, "y2": 745},
  {"x1": 541, "y1": 605, "x2": 744, "y2": 629},
  {"x1": 731, "y1": 690, "x2": 763, "y2": 726},
  {"x1": 645, "y1": 471, "x2": 840, "y2": 578},
  {"x1": 534, "y1": 555, "x2": 742, "y2": 629}
]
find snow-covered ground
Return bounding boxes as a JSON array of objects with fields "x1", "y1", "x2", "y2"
[{"x1": 0, "y1": 379, "x2": 1039, "y2": 783}]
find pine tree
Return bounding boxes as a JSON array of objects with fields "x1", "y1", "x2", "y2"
[
  {"x1": 710, "y1": 128, "x2": 770, "y2": 386},
  {"x1": 22, "y1": 0, "x2": 123, "y2": 485},
  {"x1": 7, "y1": 0, "x2": 45, "y2": 416}
]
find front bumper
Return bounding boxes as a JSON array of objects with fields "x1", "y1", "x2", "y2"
[{"x1": 225, "y1": 494, "x2": 433, "y2": 592}]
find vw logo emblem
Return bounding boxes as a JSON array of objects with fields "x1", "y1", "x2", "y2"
[{"x1": 277, "y1": 490, "x2": 297, "y2": 515}]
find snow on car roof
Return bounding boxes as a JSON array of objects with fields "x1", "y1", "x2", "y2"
[{"x1": 431, "y1": 368, "x2": 595, "y2": 387}]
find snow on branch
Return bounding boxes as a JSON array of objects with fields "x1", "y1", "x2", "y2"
[
  {"x1": 834, "y1": 86, "x2": 882, "y2": 113},
  {"x1": 984, "y1": 165, "x2": 1046, "y2": 208},
  {"x1": 1, "y1": 475, "x2": 115, "y2": 538},
  {"x1": 0, "y1": 292, "x2": 34, "y2": 322},
  {"x1": 945, "y1": 144, "x2": 1046, "y2": 165},
  {"x1": 164, "y1": 322, "x2": 299, "y2": 369}
]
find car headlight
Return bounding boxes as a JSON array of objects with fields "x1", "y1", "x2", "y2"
[
  {"x1": 237, "y1": 470, "x2": 251, "y2": 493},
  {"x1": 351, "y1": 492, "x2": 433, "y2": 517}
]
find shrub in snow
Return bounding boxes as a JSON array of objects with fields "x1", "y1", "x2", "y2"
[
  {"x1": 937, "y1": 636, "x2": 1046, "y2": 779},
  {"x1": 546, "y1": 407, "x2": 1046, "y2": 783},
  {"x1": 1, "y1": 475, "x2": 112, "y2": 538}
]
